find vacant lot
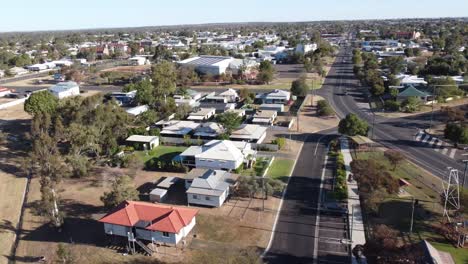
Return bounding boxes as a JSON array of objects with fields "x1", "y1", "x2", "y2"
[
  {"x1": 100, "y1": 65, "x2": 151, "y2": 74},
  {"x1": 0, "y1": 107, "x2": 31, "y2": 264}
]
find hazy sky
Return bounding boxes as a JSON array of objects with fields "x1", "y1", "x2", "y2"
[{"x1": 1, "y1": 0, "x2": 467, "y2": 32}]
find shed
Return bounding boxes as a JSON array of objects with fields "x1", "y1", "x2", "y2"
[
  {"x1": 149, "y1": 188, "x2": 168, "y2": 203},
  {"x1": 157, "y1": 176, "x2": 179, "y2": 189},
  {"x1": 126, "y1": 135, "x2": 159, "y2": 150},
  {"x1": 349, "y1": 135, "x2": 375, "y2": 150}
]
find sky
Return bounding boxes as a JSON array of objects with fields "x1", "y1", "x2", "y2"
[{"x1": 1, "y1": 0, "x2": 467, "y2": 32}]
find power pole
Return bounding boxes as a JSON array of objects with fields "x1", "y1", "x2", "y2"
[
  {"x1": 409, "y1": 197, "x2": 415, "y2": 234},
  {"x1": 462, "y1": 160, "x2": 468, "y2": 188}
]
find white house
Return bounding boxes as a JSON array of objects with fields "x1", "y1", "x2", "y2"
[
  {"x1": 126, "y1": 105, "x2": 149, "y2": 116},
  {"x1": 218, "y1": 89, "x2": 239, "y2": 103},
  {"x1": 9, "y1": 67, "x2": 28, "y2": 76},
  {"x1": 230, "y1": 124, "x2": 267, "y2": 144},
  {"x1": 396, "y1": 74, "x2": 427, "y2": 87},
  {"x1": 252, "y1": 110, "x2": 277, "y2": 126},
  {"x1": 48, "y1": 81, "x2": 80, "y2": 99},
  {"x1": 179, "y1": 140, "x2": 255, "y2": 171},
  {"x1": 187, "y1": 108, "x2": 216, "y2": 122},
  {"x1": 128, "y1": 56, "x2": 148, "y2": 66},
  {"x1": 178, "y1": 55, "x2": 234, "y2": 75},
  {"x1": 256, "y1": 89, "x2": 291, "y2": 104},
  {"x1": 295, "y1": 43, "x2": 318, "y2": 54},
  {"x1": 184, "y1": 169, "x2": 238, "y2": 207},
  {"x1": 99, "y1": 201, "x2": 198, "y2": 245},
  {"x1": 126, "y1": 135, "x2": 159, "y2": 150}
]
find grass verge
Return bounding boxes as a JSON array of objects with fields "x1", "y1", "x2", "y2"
[{"x1": 266, "y1": 158, "x2": 294, "y2": 183}]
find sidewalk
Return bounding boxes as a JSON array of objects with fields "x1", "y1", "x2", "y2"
[{"x1": 340, "y1": 137, "x2": 367, "y2": 264}]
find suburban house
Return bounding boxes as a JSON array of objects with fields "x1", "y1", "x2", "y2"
[
  {"x1": 128, "y1": 56, "x2": 149, "y2": 66},
  {"x1": 295, "y1": 43, "x2": 317, "y2": 54},
  {"x1": 259, "y1": 103, "x2": 285, "y2": 112},
  {"x1": 187, "y1": 108, "x2": 216, "y2": 122},
  {"x1": 99, "y1": 201, "x2": 197, "y2": 246},
  {"x1": 396, "y1": 74, "x2": 427, "y2": 87},
  {"x1": 218, "y1": 89, "x2": 239, "y2": 103},
  {"x1": 226, "y1": 108, "x2": 246, "y2": 117},
  {"x1": 396, "y1": 85, "x2": 432, "y2": 103},
  {"x1": 193, "y1": 122, "x2": 224, "y2": 140},
  {"x1": 228, "y1": 59, "x2": 259, "y2": 79},
  {"x1": 178, "y1": 55, "x2": 234, "y2": 75},
  {"x1": 158, "y1": 120, "x2": 200, "y2": 143},
  {"x1": 126, "y1": 135, "x2": 159, "y2": 150},
  {"x1": 252, "y1": 110, "x2": 277, "y2": 126},
  {"x1": 126, "y1": 105, "x2": 149, "y2": 116},
  {"x1": 230, "y1": 124, "x2": 267, "y2": 144},
  {"x1": 256, "y1": 89, "x2": 291, "y2": 104},
  {"x1": 174, "y1": 89, "x2": 202, "y2": 107},
  {"x1": 109, "y1": 90, "x2": 137, "y2": 106},
  {"x1": 184, "y1": 168, "x2": 239, "y2": 207},
  {"x1": 179, "y1": 140, "x2": 256, "y2": 170},
  {"x1": 48, "y1": 81, "x2": 80, "y2": 99}
]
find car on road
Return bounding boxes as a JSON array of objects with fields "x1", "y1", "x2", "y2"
[{"x1": 321, "y1": 202, "x2": 347, "y2": 215}]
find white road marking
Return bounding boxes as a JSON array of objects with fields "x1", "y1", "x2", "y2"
[
  {"x1": 449, "y1": 148, "x2": 457, "y2": 159},
  {"x1": 415, "y1": 131, "x2": 424, "y2": 141},
  {"x1": 441, "y1": 148, "x2": 449, "y2": 155},
  {"x1": 421, "y1": 134, "x2": 431, "y2": 144},
  {"x1": 428, "y1": 137, "x2": 436, "y2": 146},
  {"x1": 434, "y1": 140, "x2": 443, "y2": 152}
]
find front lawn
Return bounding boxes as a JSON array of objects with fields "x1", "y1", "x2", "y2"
[
  {"x1": 266, "y1": 158, "x2": 294, "y2": 183},
  {"x1": 136, "y1": 145, "x2": 187, "y2": 163}
]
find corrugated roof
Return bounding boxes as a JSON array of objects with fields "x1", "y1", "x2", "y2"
[
  {"x1": 98, "y1": 201, "x2": 197, "y2": 233},
  {"x1": 398, "y1": 85, "x2": 431, "y2": 97}
]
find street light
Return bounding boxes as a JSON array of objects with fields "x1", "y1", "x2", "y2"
[{"x1": 462, "y1": 160, "x2": 468, "y2": 188}]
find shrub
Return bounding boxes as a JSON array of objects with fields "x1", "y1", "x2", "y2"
[
  {"x1": 383, "y1": 100, "x2": 400, "y2": 112},
  {"x1": 272, "y1": 137, "x2": 286, "y2": 150}
]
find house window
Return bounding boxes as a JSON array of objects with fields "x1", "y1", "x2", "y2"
[
  {"x1": 205, "y1": 196, "x2": 211, "y2": 201},
  {"x1": 162, "y1": 232, "x2": 169, "y2": 237},
  {"x1": 193, "y1": 195, "x2": 198, "y2": 199}
]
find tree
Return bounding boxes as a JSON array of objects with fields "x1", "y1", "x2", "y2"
[
  {"x1": 316, "y1": 100, "x2": 334, "y2": 116},
  {"x1": 444, "y1": 123, "x2": 468, "y2": 145},
  {"x1": 133, "y1": 79, "x2": 155, "y2": 105},
  {"x1": 55, "y1": 243, "x2": 75, "y2": 264},
  {"x1": 24, "y1": 91, "x2": 59, "y2": 116},
  {"x1": 216, "y1": 112, "x2": 242, "y2": 134},
  {"x1": 401, "y1": 96, "x2": 421, "y2": 113},
  {"x1": 101, "y1": 175, "x2": 139, "y2": 208},
  {"x1": 338, "y1": 114, "x2": 369, "y2": 136},
  {"x1": 152, "y1": 61, "x2": 177, "y2": 99},
  {"x1": 290, "y1": 76, "x2": 310, "y2": 97},
  {"x1": 257, "y1": 61, "x2": 275, "y2": 84},
  {"x1": 384, "y1": 150, "x2": 404, "y2": 171}
]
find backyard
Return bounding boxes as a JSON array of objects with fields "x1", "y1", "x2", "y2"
[
  {"x1": 354, "y1": 151, "x2": 468, "y2": 264},
  {"x1": 136, "y1": 145, "x2": 188, "y2": 163}
]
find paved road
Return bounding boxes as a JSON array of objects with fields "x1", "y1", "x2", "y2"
[
  {"x1": 317, "y1": 45, "x2": 466, "y2": 182},
  {"x1": 264, "y1": 130, "x2": 350, "y2": 264}
]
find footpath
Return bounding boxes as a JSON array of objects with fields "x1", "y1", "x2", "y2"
[{"x1": 340, "y1": 137, "x2": 367, "y2": 264}]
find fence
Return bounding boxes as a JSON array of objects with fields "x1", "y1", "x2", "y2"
[{"x1": 0, "y1": 98, "x2": 27, "y2": 110}]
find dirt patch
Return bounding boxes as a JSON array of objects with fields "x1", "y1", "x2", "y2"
[
  {"x1": 4, "y1": 76, "x2": 54, "y2": 88},
  {"x1": 100, "y1": 65, "x2": 151, "y2": 74},
  {"x1": 15, "y1": 165, "x2": 279, "y2": 263}
]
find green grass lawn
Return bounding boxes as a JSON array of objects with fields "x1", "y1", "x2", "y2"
[
  {"x1": 240, "y1": 157, "x2": 272, "y2": 176},
  {"x1": 266, "y1": 158, "x2": 294, "y2": 183},
  {"x1": 136, "y1": 145, "x2": 188, "y2": 163},
  {"x1": 431, "y1": 242, "x2": 468, "y2": 264}
]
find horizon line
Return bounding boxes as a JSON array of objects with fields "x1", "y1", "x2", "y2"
[{"x1": 0, "y1": 16, "x2": 466, "y2": 35}]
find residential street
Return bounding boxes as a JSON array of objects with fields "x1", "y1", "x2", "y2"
[
  {"x1": 317, "y1": 45, "x2": 466, "y2": 181},
  {"x1": 264, "y1": 130, "x2": 350, "y2": 264}
]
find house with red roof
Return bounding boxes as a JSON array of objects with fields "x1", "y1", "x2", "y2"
[{"x1": 98, "y1": 201, "x2": 198, "y2": 245}]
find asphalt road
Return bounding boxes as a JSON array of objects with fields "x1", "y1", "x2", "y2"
[
  {"x1": 264, "y1": 130, "x2": 349, "y2": 264},
  {"x1": 317, "y1": 45, "x2": 466, "y2": 182}
]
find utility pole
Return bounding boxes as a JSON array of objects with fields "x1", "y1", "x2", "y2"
[
  {"x1": 462, "y1": 160, "x2": 468, "y2": 188},
  {"x1": 428, "y1": 84, "x2": 437, "y2": 132},
  {"x1": 409, "y1": 197, "x2": 415, "y2": 234}
]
